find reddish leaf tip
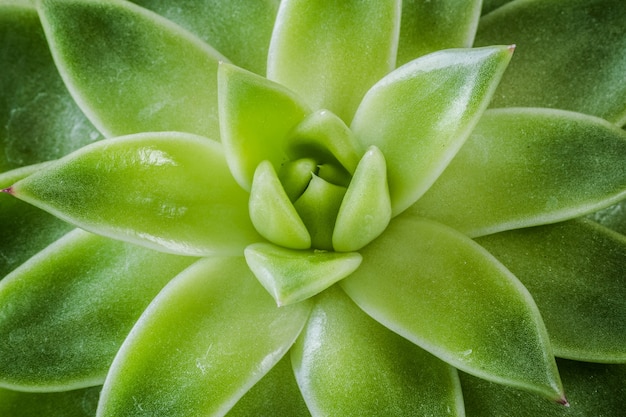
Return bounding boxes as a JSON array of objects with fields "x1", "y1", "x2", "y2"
[
  {"x1": 508, "y1": 44, "x2": 516, "y2": 53},
  {"x1": 556, "y1": 396, "x2": 570, "y2": 407},
  {"x1": 1, "y1": 187, "x2": 14, "y2": 195}
]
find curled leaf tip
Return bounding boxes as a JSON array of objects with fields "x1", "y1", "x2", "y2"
[
  {"x1": 557, "y1": 396, "x2": 570, "y2": 407},
  {"x1": 1, "y1": 187, "x2": 14, "y2": 195}
]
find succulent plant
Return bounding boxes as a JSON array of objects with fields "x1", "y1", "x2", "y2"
[{"x1": 1, "y1": 0, "x2": 625, "y2": 415}]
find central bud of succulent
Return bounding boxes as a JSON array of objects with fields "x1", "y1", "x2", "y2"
[{"x1": 248, "y1": 109, "x2": 392, "y2": 253}]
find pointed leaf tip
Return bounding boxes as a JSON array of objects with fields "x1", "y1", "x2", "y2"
[
  {"x1": 557, "y1": 397, "x2": 570, "y2": 407},
  {"x1": 1, "y1": 187, "x2": 14, "y2": 195}
]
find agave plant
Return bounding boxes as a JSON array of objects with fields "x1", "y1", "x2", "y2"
[{"x1": 1, "y1": 0, "x2": 625, "y2": 415}]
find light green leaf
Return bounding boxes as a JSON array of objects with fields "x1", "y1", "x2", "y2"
[
  {"x1": 410, "y1": 108, "x2": 626, "y2": 237},
  {"x1": 38, "y1": 0, "x2": 227, "y2": 138},
  {"x1": 8, "y1": 132, "x2": 259, "y2": 256},
  {"x1": 267, "y1": 0, "x2": 401, "y2": 123},
  {"x1": 98, "y1": 257, "x2": 311, "y2": 417},
  {"x1": 131, "y1": 0, "x2": 279, "y2": 75},
  {"x1": 475, "y1": 0, "x2": 626, "y2": 125},
  {"x1": 244, "y1": 243, "x2": 362, "y2": 306},
  {"x1": 0, "y1": 229, "x2": 195, "y2": 391},
  {"x1": 293, "y1": 175, "x2": 346, "y2": 250},
  {"x1": 352, "y1": 46, "x2": 513, "y2": 215},
  {"x1": 461, "y1": 359, "x2": 626, "y2": 417},
  {"x1": 249, "y1": 161, "x2": 310, "y2": 250},
  {"x1": 342, "y1": 216, "x2": 565, "y2": 402},
  {"x1": 397, "y1": 0, "x2": 482, "y2": 65},
  {"x1": 286, "y1": 110, "x2": 362, "y2": 174},
  {"x1": 0, "y1": 4, "x2": 101, "y2": 172},
  {"x1": 218, "y1": 63, "x2": 310, "y2": 190},
  {"x1": 0, "y1": 163, "x2": 72, "y2": 278},
  {"x1": 333, "y1": 146, "x2": 391, "y2": 252},
  {"x1": 0, "y1": 386, "x2": 100, "y2": 417},
  {"x1": 277, "y1": 158, "x2": 318, "y2": 202},
  {"x1": 292, "y1": 286, "x2": 465, "y2": 417},
  {"x1": 228, "y1": 354, "x2": 310, "y2": 417},
  {"x1": 476, "y1": 219, "x2": 626, "y2": 363}
]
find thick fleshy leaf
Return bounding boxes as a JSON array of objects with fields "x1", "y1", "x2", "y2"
[
  {"x1": 410, "y1": 108, "x2": 626, "y2": 237},
  {"x1": 38, "y1": 0, "x2": 227, "y2": 138},
  {"x1": 481, "y1": 0, "x2": 514, "y2": 15},
  {"x1": 397, "y1": 0, "x2": 482, "y2": 65},
  {"x1": 286, "y1": 110, "x2": 362, "y2": 174},
  {"x1": 244, "y1": 243, "x2": 362, "y2": 306},
  {"x1": 0, "y1": 4, "x2": 101, "y2": 172},
  {"x1": 7, "y1": 132, "x2": 259, "y2": 256},
  {"x1": 267, "y1": 0, "x2": 401, "y2": 123},
  {"x1": 461, "y1": 359, "x2": 626, "y2": 417},
  {"x1": 218, "y1": 63, "x2": 310, "y2": 190},
  {"x1": 0, "y1": 386, "x2": 100, "y2": 417},
  {"x1": 351, "y1": 46, "x2": 513, "y2": 215},
  {"x1": 293, "y1": 175, "x2": 346, "y2": 250},
  {"x1": 332, "y1": 146, "x2": 391, "y2": 252},
  {"x1": 476, "y1": 219, "x2": 626, "y2": 363},
  {"x1": 342, "y1": 216, "x2": 565, "y2": 402},
  {"x1": 131, "y1": 0, "x2": 279, "y2": 75},
  {"x1": 589, "y1": 199, "x2": 626, "y2": 236},
  {"x1": 249, "y1": 161, "x2": 310, "y2": 250},
  {"x1": 0, "y1": 163, "x2": 73, "y2": 278},
  {"x1": 98, "y1": 257, "x2": 311, "y2": 417},
  {"x1": 292, "y1": 286, "x2": 464, "y2": 417},
  {"x1": 228, "y1": 354, "x2": 310, "y2": 417},
  {"x1": 475, "y1": 0, "x2": 626, "y2": 125},
  {"x1": 0, "y1": 229, "x2": 195, "y2": 391}
]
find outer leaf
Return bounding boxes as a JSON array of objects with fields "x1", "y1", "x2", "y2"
[
  {"x1": 397, "y1": 0, "x2": 482, "y2": 65},
  {"x1": 589, "y1": 200, "x2": 626, "y2": 236},
  {"x1": 332, "y1": 146, "x2": 392, "y2": 252},
  {"x1": 461, "y1": 359, "x2": 626, "y2": 417},
  {"x1": 38, "y1": 0, "x2": 227, "y2": 138},
  {"x1": 481, "y1": 0, "x2": 514, "y2": 15},
  {"x1": 227, "y1": 354, "x2": 310, "y2": 417},
  {"x1": 98, "y1": 257, "x2": 312, "y2": 417},
  {"x1": 410, "y1": 108, "x2": 626, "y2": 237},
  {"x1": 475, "y1": 0, "x2": 626, "y2": 125},
  {"x1": 341, "y1": 216, "x2": 565, "y2": 402},
  {"x1": 352, "y1": 46, "x2": 513, "y2": 215},
  {"x1": 0, "y1": 163, "x2": 72, "y2": 278},
  {"x1": 292, "y1": 286, "x2": 465, "y2": 417},
  {"x1": 131, "y1": 0, "x2": 279, "y2": 75},
  {"x1": 249, "y1": 161, "x2": 311, "y2": 250},
  {"x1": 244, "y1": 243, "x2": 362, "y2": 306},
  {"x1": 476, "y1": 219, "x2": 626, "y2": 363},
  {"x1": 7, "y1": 132, "x2": 260, "y2": 256},
  {"x1": 0, "y1": 386, "x2": 100, "y2": 417},
  {"x1": 267, "y1": 0, "x2": 401, "y2": 123},
  {"x1": 218, "y1": 63, "x2": 310, "y2": 190},
  {"x1": 0, "y1": 4, "x2": 101, "y2": 172},
  {"x1": 0, "y1": 229, "x2": 195, "y2": 391}
]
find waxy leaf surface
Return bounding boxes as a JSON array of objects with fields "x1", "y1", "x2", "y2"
[
  {"x1": 9, "y1": 133, "x2": 259, "y2": 256},
  {"x1": 292, "y1": 287, "x2": 464, "y2": 417},
  {"x1": 131, "y1": 0, "x2": 279, "y2": 75},
  {"x1": 477, "y1": 219, "x2": 626, "y2": 362},
  {"x1": 218, "y1": 63, "x2": 310, "y2": 190},
  {"x1": 397, "y1": 0, "x2": 482, "y2": 65},
  {"x1": 245, "y1": 243, "x2": 362, "y2": 306},
  {"x1": 0, "y1": 4, "x2": 101, "y2": 172},
  {"x1": 0, "y1": 229, "x2": 195, "y2": 390},
  {"x1": 351, "y1": 46, "x2": 512, "y2": 215},
  {"x1": 38, "y1": 0, "x2": 226, "y2": 138},
  {"x1": 98, "y1": 257, "x2": 311, "y2": 417},
  {"x1": 342, "y1": 216, "x2": 564, "y2": 401},
  {"x1": 268, "y1": 0, "x2": 401, "y2": 123},
  {"x1": 410, "y1": 109, "x2": 626, "y2": 237},
  {"x1": 475, "y1": 0, "x2": 626, "y2": 125},
  {"x1": 0, "y1": 163, "x2": 72, "y2": 278},
  {"x1": 0, "y1": 386, "x2": 100, "y2": 417},
  {"x1": 461, "y1": 359, "x2": 626, "y2": 417}
]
